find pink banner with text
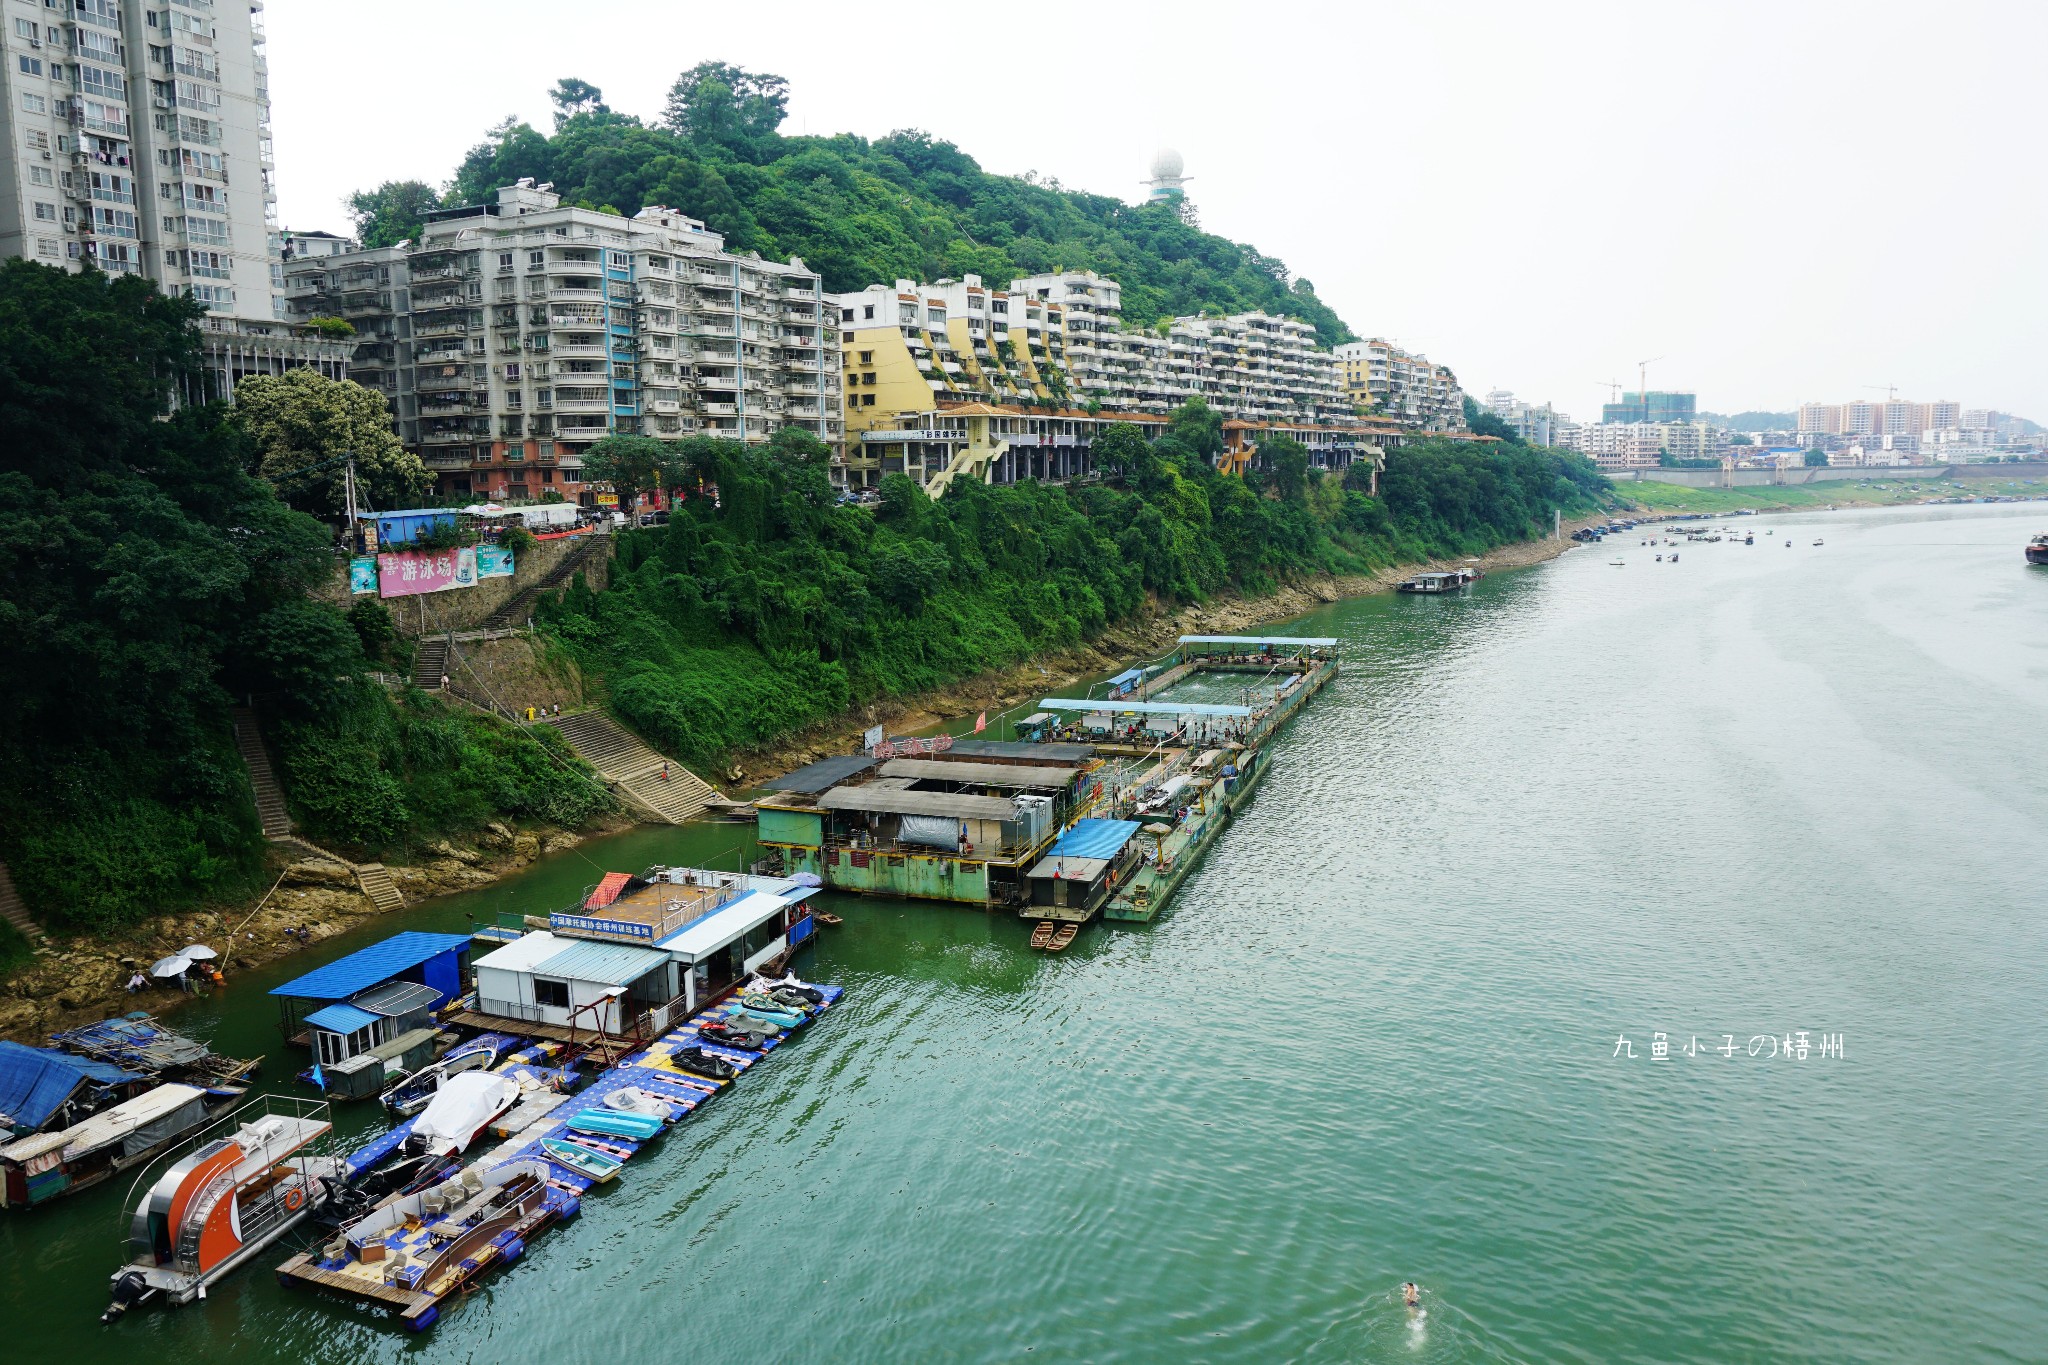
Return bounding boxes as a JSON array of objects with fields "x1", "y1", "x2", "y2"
[{"x1": 377, "y1": 547, "x2": 478, "y2": 598}]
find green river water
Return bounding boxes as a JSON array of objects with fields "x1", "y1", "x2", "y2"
[{"x1": 4, "y1": 501, "x2": 2044, "y2": 1362}]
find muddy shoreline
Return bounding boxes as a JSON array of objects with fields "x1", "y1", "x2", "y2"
[{"x1": 3, "y1": 522, "x2": 1599, "y2": 1041}]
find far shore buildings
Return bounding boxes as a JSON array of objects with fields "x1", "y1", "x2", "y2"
[{"x1": 830, "y1": 268, "x2": 1424, "y2": 494}]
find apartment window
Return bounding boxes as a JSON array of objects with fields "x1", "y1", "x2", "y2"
[
  {"x1": 528, "y1": 250, "x2": 544, "y2": 267},
  {"x1": 607, "y1": 250, "x2": 628, "y2": 269},
  {"x1": 29, "y1": 165, "x2": 51, "y2": 187},
  {"x1": 534, "y1": 976, "x2": 570, "y2": 1009},
  {"x1": 497, "y1": 251, "x2": 514, "y2": 272},
  {"x1": 20, "y1": 91, "x2": 45, "y2": 114},
  {"x1": 35, "y1": 238, "x2": 58, "y2": 259},
  {"x1": 504, "y1": 362, "x2": 521, "y2": 381},
  {"x1": 23, "y1": 130, "x2": 47, "y2": 151},
  {"x1": 32, "y1": 201, "x2": 54, "y2": 221},
  {"x1": 18, "y1": 56, "x2": 43, "y2": 77},
  {"x1": 863, "y1": 304, "x2": 876, "y2": 320},
  {"x1": 862, "y1": 373, "x2": 876, "y2": 386},
  {"x1": 841, "y1": 331, "x2": 853, "y2": 343},
  {"x1": 861, "y1": 393, "x2": 876, "y2": 407},
  {"x1": 13, "y1": 19, "x2": 34, "y2": 38},
  {"x1": 839, "y1": 308, "x2": 853, "y2": 322}
]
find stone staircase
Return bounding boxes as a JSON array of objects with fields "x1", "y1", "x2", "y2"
[
  {"x1": 0, "y1": 860, "x2": 44, "y2": 944},
  {"x1": 232, "y1": 706, "x2": 292, "y2": 838},
  {"x1": 547, "y1": 711, "x2": 719, "y2": 824},
  {"x1": 270, "y1": 834, "x2": 405, "y2": 914},
  {"x1": 412, "y1": 634, "x2": 451, "y2": 689},
  {"x1": 482, "y1": 534, "x2": 607, "y2": 629}
]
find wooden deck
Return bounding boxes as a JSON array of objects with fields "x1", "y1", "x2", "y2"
[{"x1": 440, "y1": 1009, "x2": 643, "y2": 1046}]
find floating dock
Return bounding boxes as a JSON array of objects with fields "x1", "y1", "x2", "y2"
[{"x1": 276, "y1": 985, "x2": 842, "y2": 1331}]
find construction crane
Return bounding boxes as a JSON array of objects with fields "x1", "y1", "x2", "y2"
[
  {"x1": 1636, "y1": 356, "x2": 1664, "y2": 404},
  {"x1": 1595, "y1": 379, "x2": 1625, "y2": 406},
  {"x1": 1863, "y1": 383, "x2": 1901, "y2": 402}
]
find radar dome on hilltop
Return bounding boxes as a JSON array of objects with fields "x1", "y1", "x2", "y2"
[{"x1": 1143, "y1": 148, "x2": 1191, "y2": 204}]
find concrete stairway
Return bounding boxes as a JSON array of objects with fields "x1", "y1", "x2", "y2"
[
  {"x1": 412, "y1": 635, "x2": 451, "y2": 689},
  {"x1": 269, "y1": 834, "x2": 405, "y2": 914},
  {"x1": 232, "y1": 706, "x2": 292, "y2": 838},
  {"x1": 0, "y1": 861, "x2": 44, "y2": 944},
  {"x1": 482, "y1": 534, "x2": 606, "y2": 630},
  {"x1": 354, "y1": 863, "x2": 405, "y2": 913},
  {"x1": 547, "y1": 711, "x2": 719, "y2": 824}
]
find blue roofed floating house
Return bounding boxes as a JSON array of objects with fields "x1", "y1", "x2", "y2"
[
  {"x1": 269, "y1": 932, "x2": 471, "y2": 1099},
  {"x1": 1023, "y1": 818, "x2": 1144, "y2": 922},
  {"x1": 0, "y1": 1040, "x2": 144, "y2": 1137}
]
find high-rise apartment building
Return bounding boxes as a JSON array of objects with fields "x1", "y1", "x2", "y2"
[
  {"x1": 286, "y1": 182, "x2": 841, "y2": 505},
  {"x1": 1332, "y1": 339, "x2": 1467, "y2": 430},
  {"x1": 1600, "y1": 390, "x2": 1696, "y2": 425},
  {"x1": 0, "y1": 0, "x2": 280, "y2": 312}
]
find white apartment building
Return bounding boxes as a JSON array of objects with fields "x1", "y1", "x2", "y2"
[
  {"x1": 0, "y1": 0, "x2": 280, "y2": 313},
  {"x1": 1482, "y1": 389, "x2": 1564, "y2": 446},
  {"x1": 286, "y1": 181, "x2": 841, "y2": 505},
  {"x1": 1332, "y1": 339, "x2": 1465, "y2": 430}
]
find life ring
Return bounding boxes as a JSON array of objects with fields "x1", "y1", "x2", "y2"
[{"x1": 283, "y1": 1185, "x2": 307, "y2": 1212}]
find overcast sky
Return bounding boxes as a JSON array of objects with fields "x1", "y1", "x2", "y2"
[{"x1": 269, "y1": 0, "x2": 2048, "y2": 422}]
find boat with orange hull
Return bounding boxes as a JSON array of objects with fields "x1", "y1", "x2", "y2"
[{"x1": 101, "y1": 1095, "x2": 340, "y2": 1322}]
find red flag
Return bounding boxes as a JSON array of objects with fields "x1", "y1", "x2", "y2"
[{"x1": 974, "y1": 711, "x2": 987, "y2": 732}]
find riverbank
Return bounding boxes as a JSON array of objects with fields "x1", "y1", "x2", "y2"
[
  {"x1": 1611, "y1": 476, "x2": 2046, "y2": 515},
  {"x1": 732, "y1": 515, "x2": 1606, "y2": 783},
  {"x1": 0, "y1": 816, "x2": 629, "y2": 1044},
  {"x1": 1, "y1": 514, "x2": 1599, "y2": 1038}
]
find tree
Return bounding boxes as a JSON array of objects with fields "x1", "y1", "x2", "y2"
[
  {"x1": 1804, "y1": 448, "x2": 1829, "y2": 467},
  {"x1": 1729, "y1": 434, "x2": 1754, "y2": 447},
  {"x1": 1092, "y1": 422, "x2": 1151, "y2": 481},
  {"x1": 662, "y1": 62, "x2": 789, "y2": 159},
  {"x1": 304, "y1": 316, "x2": 355, "y2": 338},
  {"x1": 347, "y1": 180, "x2": 443, "y2": 249},
  {"x1": 548, "y1": 77, "x2": 608, "y2": 127},
  {"x1": 1259, "y1": 435, "x2": 1313, "y2": 502},
  {"x1": 1166, "y1": 397, "x2": 1224, "y2": 465},
  {"x1": 232, "y1": 369, "x2": 428, "y2": 516},
  {"x1": 582, "y1": 433, "x2": 672, "y2": 513}
]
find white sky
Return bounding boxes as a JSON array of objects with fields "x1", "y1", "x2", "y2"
[{"x1": 269, "y1": 0, "x2": 2048, "y2": 422}]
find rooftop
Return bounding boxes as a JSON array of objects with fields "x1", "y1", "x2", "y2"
[{"x1": 270, "y1": 932, "x2": 470, "y2": 1002}]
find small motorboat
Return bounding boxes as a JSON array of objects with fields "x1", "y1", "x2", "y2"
[
  {"x1": 1609, "y1": 559, "x2": 1626, "y2": 567},
  {"x1": 1669, "y1": 553, "x2": 1679, "y2": 563},
  {"x1": 565, "y1": 1108, "x2": 663, "y2": 1141},
  {"x1": 380, "y1": 1039, "x2": 500, "y2": 1117},
  {"x1": 1812, "y1": 539, "x2": 1824, "y2": 547},
  {"x1": 404, "y1": 1072, "x2": 521, "y2": 1158},
  {"x1": 813, "y1": 911, "x2": 843, "y2": 926},
  {"x1": 671, "y1": 1046, "x2": 741, "y2": 1081},
  {"x1": 540, "y1": 1137, "x2": 621, "y2": 1183},
  {"x1": 2028, "y1": 533, "x2": 2048, "y2": 565},
  {"x1": 602, "y1": 1087, "x2": 670, "y2": 1118}
]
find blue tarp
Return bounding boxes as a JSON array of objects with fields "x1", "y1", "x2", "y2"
[
  {"x1": 303, "y1": 1003, "x2": 382, "y2": 1036},
  {"x1": 1107, "y1": 668, "x2": 1146, "y2": 690},
  {"x1": 1048, "y1": 818, "x2": 1142, "y2": 861},
  {"x1": 270, "y1": 931, "x2": 470, "y2": 1003},
  {"x1": 0, "y1": 1041, "x2": 139, "y2": 1131}
]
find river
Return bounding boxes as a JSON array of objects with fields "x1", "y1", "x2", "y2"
[{"x1": 4, "y1": 501, "x2": 2044, "y2": 1362}]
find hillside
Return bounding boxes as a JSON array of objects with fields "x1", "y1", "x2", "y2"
[{"x1": 349, "y1": 65, "x2": 1355, "y2": 345}]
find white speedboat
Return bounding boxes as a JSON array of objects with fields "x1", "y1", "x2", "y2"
[
  {"x1": 379, "y1": 1039, "x2": 501, "y2": 1118},
  {"x1": 404, "y1": 1072, "x2": 521, "y2": 1158}
]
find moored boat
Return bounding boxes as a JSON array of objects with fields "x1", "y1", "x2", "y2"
[
  {"x1": 2026, "y1": 533, "x2": 2048, "y2": 565},
  {"x1": 378, "y1": 1037, "x2": 501, "y2": 1118},
  {"x1": 403, "y1": 1072, "x2": 521, "y2": 1159},
  {"x1": 540, "y1": 1137, "x2": 622, "y2": 1183},
  {"x1": 564, "y1": 1107, "x2": 664, "y2": 1141}
]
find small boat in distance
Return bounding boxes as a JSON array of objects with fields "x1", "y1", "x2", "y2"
[
  {"x1": 1396, "y1": 569, "x2": 1477, "y2": 593},
  {"x1": 2026, "y1": 533, "x2": 2048, "y2": 565},
  {"x1": 1813, "y1": 539, "x2": 1825, "y2": 547}
]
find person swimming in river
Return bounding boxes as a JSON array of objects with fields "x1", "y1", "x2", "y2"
[{"x1": 1402, "y1": 1282, "x2": 1422, "y2": 1310}]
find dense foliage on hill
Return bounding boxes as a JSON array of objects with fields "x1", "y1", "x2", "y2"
[
  {"x1": 0, "y1": 264, "x2": 608, "y2": 934},
  {"x1": 542, "y1": 413, "x2": 1607, "y2": 767},
  {"x1": 348, "y1": 65, "x2": 1355, "y2": 345}
]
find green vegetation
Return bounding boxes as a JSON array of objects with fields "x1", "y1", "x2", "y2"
[
  {"x1": 353, "y1": 64, "x2": 1353, "y2": 347},
  {"x1": 1610, "y1": 479, "x2": 1978, "y2": 514},
  {"x1": 0, "y1": 262, "x2": 608, "y2": 935},
  {"x1": 233, "y1": 368, "x2": 430, "y2": 514},
  {"x1": 539, "y1": 409, "x2": 1608, "y2": 768}
]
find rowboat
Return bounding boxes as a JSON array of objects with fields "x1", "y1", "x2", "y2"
[{"x1": 540, "y1": 1138, "x2": 621, "y2": 1183}]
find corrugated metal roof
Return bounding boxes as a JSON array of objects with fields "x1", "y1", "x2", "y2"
[
  {"x1": 50, "y1": 1083, "x2": 207, "y2": 1158},
  {"x1": 877, "y1": 759, "x2": 1079, "y2": 788},
  {"x1": 1178, "y1": 635, "x2": 1339, "y2": 646},
  {"x1": 1039, "y1": 697, "x2": 1253, "y2": 718},
  {"x1": 532, "y1": 938, "x2": 672, "y2": 986},
  {"x1": 817, "y1": 787, "x2": 1019, "y2": 819},
  {"x1": 766, "y1": 753, "x2": 880, "y2": 794},
  {"x1": 1048, "y1": 818, "x2": 1142, "y2": 861},
  {"x1": 472, "y1": 930, "x2": 568, "y2": 974},
  {"x1": 304, "y1": 1003, "x2": 381, "y2": 1035},
  {"x1": 269, "y1": 931, "x2": 470, "y2": 1001},
  {"x1": 945, "y1": 740, "x2": 1095, "y2": 761},
  {"x1": 349, "y1": 980, "x2": 442, "y2": 1017},
  {"x1": 656, "y1": 890, "x2": 788, "y2": 962},
  {"x1": 1026, "y1": 854, "x2": 1113, "y2": 880},
  {"x1": 0, "y1": 1042, "x2": 140, "y2": 1131}
]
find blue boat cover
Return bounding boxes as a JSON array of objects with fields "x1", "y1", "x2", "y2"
[
  {"x1": 1047, "y1": 818, "x2": 1142, "y2": 861},
  {"x1": 269, "y1": 931, "x2": 470, "y2": 1001},
  {"x1": 303, "y1": 1003, "x2": 382, "y2": 1036},
  {"x1": 0, "y1": 1041, "x2": 139, "y2": 1130},
  {"x1": 1108, "y1": 668, "x2": 1146, "y2": 688}
]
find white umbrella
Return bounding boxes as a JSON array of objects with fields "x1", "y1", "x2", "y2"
[
  {"x1": 150, "y1": 955, "x2": 192, "y2": 978},
  {"x1": 180, "y1": 944, "x2": 218, "y2": 961}
]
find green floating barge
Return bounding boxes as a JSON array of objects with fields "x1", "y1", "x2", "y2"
[{"x1": 752, "y1": 635, "x2": 1338, "y2": 928}]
